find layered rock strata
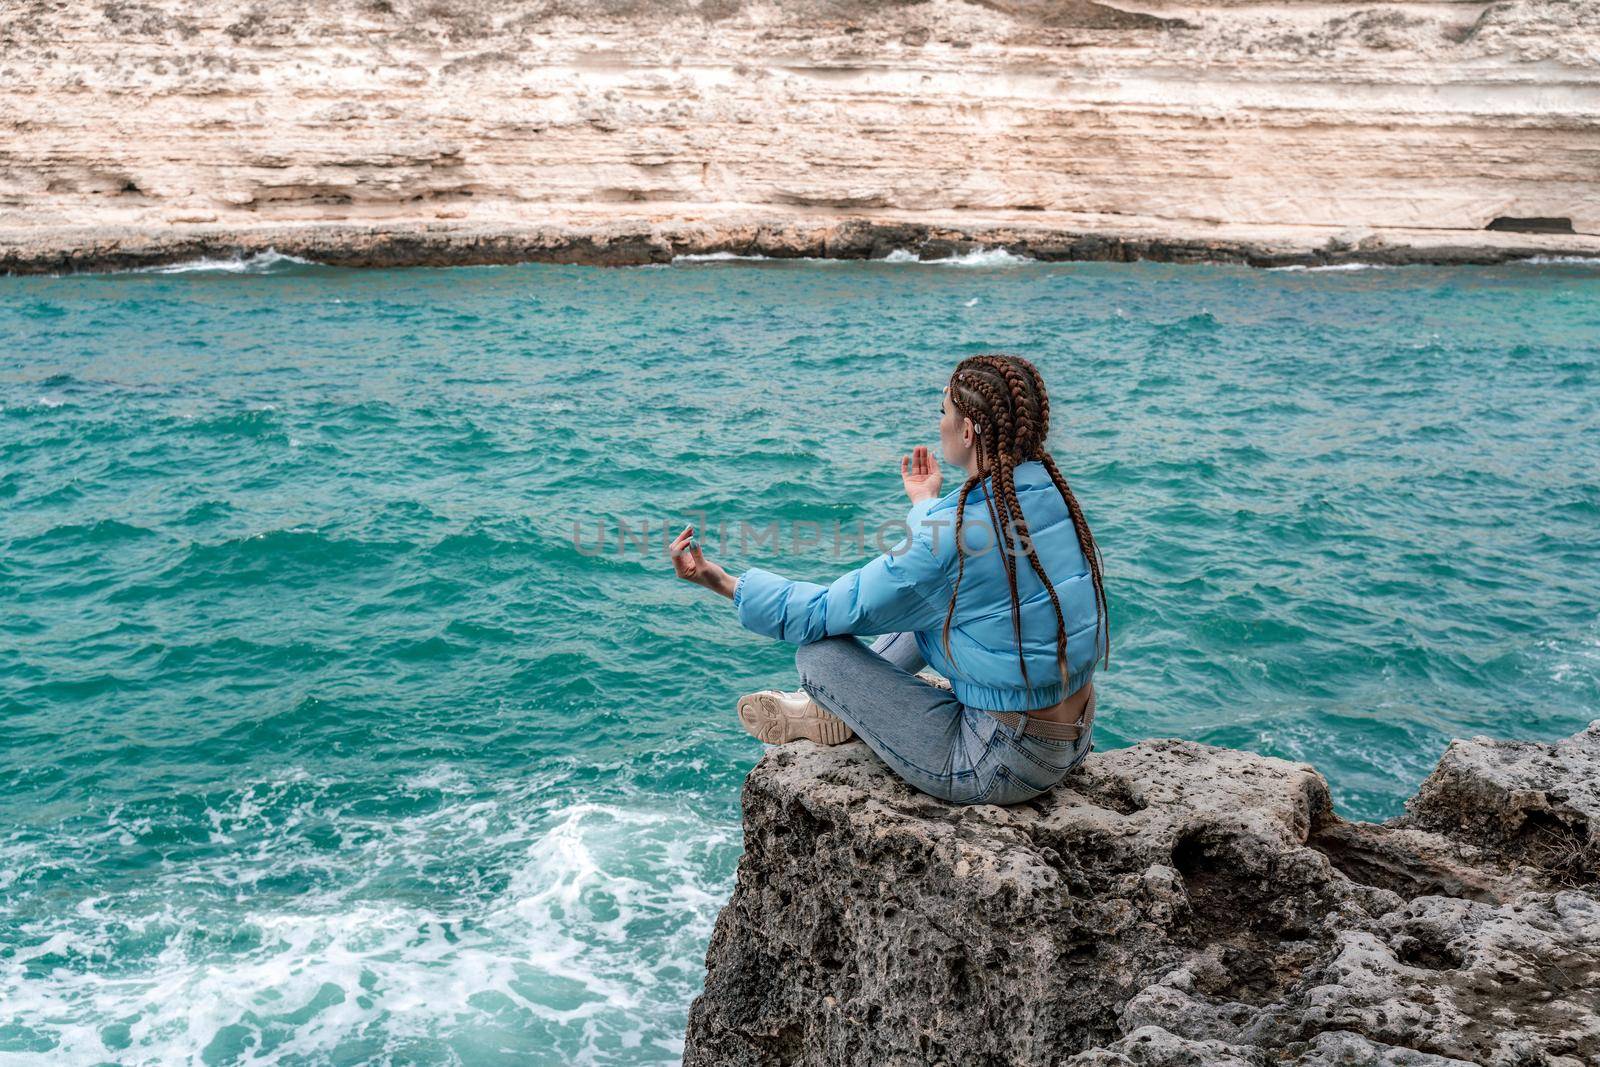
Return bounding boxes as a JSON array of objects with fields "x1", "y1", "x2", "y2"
[
  {"x1": 684, "y1": 722, "x2": 1599, "y2": 1065},
  {"x1": 3, "y1": 0, "x2": 1600, "y2": 272}
]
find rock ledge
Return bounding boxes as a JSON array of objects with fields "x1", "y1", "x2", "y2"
[{"x1": 685, "y1": 723, "x2": 1600, "y2": 1066}]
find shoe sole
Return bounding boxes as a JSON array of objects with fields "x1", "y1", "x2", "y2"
[{"x1": 737, "y1": 692, "x2": 855, "y2": 745}]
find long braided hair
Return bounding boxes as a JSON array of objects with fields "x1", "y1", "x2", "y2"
[{"x1": 940, "y1": 354, "x2": 1110, "y2": 703}]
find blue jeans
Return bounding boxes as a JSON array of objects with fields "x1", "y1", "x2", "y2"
[{"x1": 794, "y1": 633, "x2": 1094, "y2": 806}]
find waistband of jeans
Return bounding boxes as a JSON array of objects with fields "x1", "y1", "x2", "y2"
[{"x1": 984, "y1": 688, "x2": 1096, "y2": 741}]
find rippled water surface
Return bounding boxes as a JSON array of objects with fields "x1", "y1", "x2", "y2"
[{"x1": 3, "y1": 253, "x2": 1598, "y2": 1063}]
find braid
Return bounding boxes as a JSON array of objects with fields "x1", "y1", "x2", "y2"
[
  {"x1": 997, "y1": 444, "x2": 1072, "y2": 697},
  {"x1": 1039, "y1": 451, "x2": 1111, "y2": 667},
  {"x1": 1017, "y1": 356, "x2": 1056, "y2": 444},
  {"x1": 989, "y1": 366, "x2": 1072, "y2": 699},
  {"x1": 940, "y1": 476, "x2": 980, "y2": 667},
  {"x1": 947, "y1": 364, "x2": 1032, "y2": 689},
  {"x1": 1012, "y1": 355, "x2": 1052, "y2": 442},
  {"x1": 1015, "y1": 354, "x2": 1110, "y2": 666},
  {"x1": 957, "y1": 369, "x2": 1015, "y2": 452},
  {"x1": 986, "y1": 458, "x2": 1029, "y2": 695},
  {"x1": 942, "y1": 353, "x2": 1113, "y2": 706},
  {"x1": 982, "y1": 355, "x2": 1043, "y2": 457}
]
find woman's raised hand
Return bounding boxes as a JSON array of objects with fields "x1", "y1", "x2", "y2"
[
  {"x1": 900, "y1": 445, "x2": 943, "y2": 503},
  {"x1": 668, "y1": 524, "x2": 738, "y2": 599}
]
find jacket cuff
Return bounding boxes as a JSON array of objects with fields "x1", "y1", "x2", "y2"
[{"x1": 733, "y1": 567, "x2": 789, "y2": 640}]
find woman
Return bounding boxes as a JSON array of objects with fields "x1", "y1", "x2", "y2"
[{"x1": 668, "y1": 353, "x2": 1109, "y2": 806}]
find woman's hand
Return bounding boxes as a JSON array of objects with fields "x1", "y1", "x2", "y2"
[
  {"x1": 669, "y1": 524, "x2": 738, "y2": 599},
  {"x1": 901, "y1": 445, "x2": 943, "y2": 503}
]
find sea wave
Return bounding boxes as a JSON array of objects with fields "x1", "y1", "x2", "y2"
[
  {"x1": 1266, "y1": 262, "x2": 1395, "y2": 272},
  {"x1": 1269, "y1": 255, "x2": 1600, "y2": 272},
  {"x1": 879, "y1": 247, "x2": 1035, "y2": 267},
  {"x1": 671, "y1": 251, "x2": 804, "y2": 262},
  {"x1": 1513, "y1": 255, "x2": 1600, "y2": 266},
  {"x1": 671, "y1": 247, "x2": 1036, "y2": 267},
  {"x1": 135, "y1": 250, "x2": 316, "y2": 275},
  {"x1": 0, "y1": 778, "x2": 737, "y2": 1065}
]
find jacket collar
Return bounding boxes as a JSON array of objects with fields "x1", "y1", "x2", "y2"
[{"x1": 937, "y1": 459, "x2": 1048, "y2": 508}]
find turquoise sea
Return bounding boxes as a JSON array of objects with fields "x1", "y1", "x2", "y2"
[{"x1": 3, "y1": 251, "x2": 1598, "y2": 1064}]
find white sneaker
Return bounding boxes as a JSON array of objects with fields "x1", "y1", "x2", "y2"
[{"x1": 736, "y1": 689, "x2": 856, "y2": 745}]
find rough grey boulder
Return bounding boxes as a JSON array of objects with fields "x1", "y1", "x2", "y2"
[
  {"x1": 683, "y1": 723, "x2": 1600, "y2": 1066},
  {"x1": 1405, "y1": 724, "x2": 1599, "y2": 886}
]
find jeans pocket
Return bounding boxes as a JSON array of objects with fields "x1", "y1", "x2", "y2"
[
  {"x1": 1012, "y1": 732, "x2": 1085, "y2": 771},
  {"x1": 1001, "y1": 727, "x2": 1091, "y2": 793},
  {"x1": 981, "y1": 765, "x2": 1053, "y2": 806},
  {"x1": 958, "y1": 705, "x2": 1001, "y2": 747}
]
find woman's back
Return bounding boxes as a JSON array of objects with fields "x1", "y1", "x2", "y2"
[{"x1": 908, "y1": 459, "x2": 1101, "y2": 710}]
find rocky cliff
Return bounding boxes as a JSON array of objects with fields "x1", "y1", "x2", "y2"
[
  {"x1": 3, "y1": 0, "x2": 1600, "y2": 272},
  {"x1": 684, "y1": 722, "x2": 1599, "y2": 1065}
]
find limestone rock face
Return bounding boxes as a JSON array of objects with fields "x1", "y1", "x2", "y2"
[
  {"x1": 3, "y1": 0, "x2": 1600, "y2": 270},
  {"x1": 683, "y1": 724, "x2": 1600, "y2": 1066},
  {"x1": 1406, "y1": 722, "x2": 1600, "y2": 884}
]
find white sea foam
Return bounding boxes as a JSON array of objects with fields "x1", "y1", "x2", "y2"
[
  {"x1": 1513, "y1": 255, "x2": 1600, "y2": 266},
  {"x1": 1538, "y1": 627, "x2": 1600, "y2": 685},
  {"x1": 1268, "y1": 256, "x2": 1600, "y2": 272},
  {"x1": 880, "y1": 247, "x2": 1035, "y2": 267},
  {"x1": 672, "y1": 246, "x2": 1036, "y2": 267},
  {"x1": 672, "y1": 251, "x2": 792, "y2": 262},
  {"x1": 136, "y1": 249, "x2": 315, "y2": 275},
  {"x1": 0, "y1": 838, "x2": 44, "y2": 901},
  {"x1": 0, "y1": 774, "x2": 738, "y2": 1066},
  {"x1": 1266, "y1": 262, "x2": 1394, "y2": 272},
  {"x1": 400, "y1": 764, "x2": 476, "y2": 793}
]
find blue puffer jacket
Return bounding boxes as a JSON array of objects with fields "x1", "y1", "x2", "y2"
[{"x1": 732, "y1": 460, "x2": 1103, "y2": 711}]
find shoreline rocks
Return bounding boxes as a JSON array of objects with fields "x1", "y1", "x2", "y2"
[
  {"x1": 4, "y1": 214, "x2": 1599, "y2": 276},
  {"x1": 683, "y1": 723, "x2": 1599, "y2": 1066}
]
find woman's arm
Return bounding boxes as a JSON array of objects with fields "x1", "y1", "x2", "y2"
[
  {"x1": 667, "y1": 447, "x2": 952, "y2": 639},
  {"x1": 731, "y1": 530, "x2": 950, "y2": 644}
]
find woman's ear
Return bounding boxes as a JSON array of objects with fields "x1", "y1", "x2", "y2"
[{"x1": 962, "y1": 417, "x2": 974, "y2": 447}]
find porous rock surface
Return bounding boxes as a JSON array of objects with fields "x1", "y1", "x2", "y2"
[
  {"x1": 684, "y1": 721, "x2": 1600, "y2": 1066},
  {"x1": 4, "y1": 0, "x2": 1600, "y2": 271}
]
